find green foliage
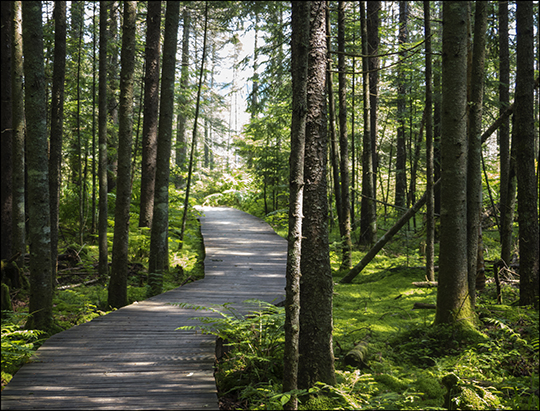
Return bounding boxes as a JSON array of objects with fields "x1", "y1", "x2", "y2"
[{"x1": 1, "y1": 312, "x2": 45, "y2": 386}]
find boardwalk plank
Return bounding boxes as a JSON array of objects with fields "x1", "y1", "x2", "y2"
[{"x1": 1, "y1": 206, "x2": 286, "y2": 410}]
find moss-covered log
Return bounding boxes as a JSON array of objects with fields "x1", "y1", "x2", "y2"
[{"x1": 343, "y1": 341, "x2": 369, "y2": 368}]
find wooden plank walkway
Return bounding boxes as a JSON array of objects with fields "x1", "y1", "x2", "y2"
[{"x1": 1, "y1": 206, "x2": 287, "y2": 410}]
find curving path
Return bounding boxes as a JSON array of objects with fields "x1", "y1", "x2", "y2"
[{"x1": 1, "y1": 206, "x2": 287, "y2": 410}]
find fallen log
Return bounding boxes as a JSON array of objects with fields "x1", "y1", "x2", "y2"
[
  {"x1": 340, "y1": 179, "x2": 440, "y2": 284},
  {"x1": 413, "y1": 302, "x2": 436, "y2": 309},
  {"x1": 412, "y1": 281, "x2": 438, "y2": 288},
  {"x1": 57, "y1": 278, "x2": 100, "y2": 290},
  {"x1": 343, "y1": 340, "x2": 369, "y2": 368}
]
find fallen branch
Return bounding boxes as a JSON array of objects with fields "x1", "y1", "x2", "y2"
[
  {"x1": 413, "y1": 302, "x2": 436, "y2": 309},
  {"x1": 412, "y1": 281, "x2": 438, "y2": 288},
  {"x1": 57, "y1": 278, "x2": 100, "y2": 290}
]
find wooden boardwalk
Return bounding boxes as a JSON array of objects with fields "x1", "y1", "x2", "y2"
[{"x1": 1, "y1": 206, "x2": 287, "y2": 410}]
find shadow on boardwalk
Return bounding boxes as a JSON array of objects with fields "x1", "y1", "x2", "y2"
[{"x1": 1, "y1": 207, "x2": 286, "y2": 410}]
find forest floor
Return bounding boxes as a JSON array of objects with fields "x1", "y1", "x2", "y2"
[{"x1": 2, "y1": 208, "x2": 539, "y2": 410}]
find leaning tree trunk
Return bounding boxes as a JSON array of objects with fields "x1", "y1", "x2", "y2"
[
  {"x1": 22, "y1": 0, "x2": 53, "y2": 331},
  {"x1": 107, "y1": 1, "x2": 137, "y2": 309}
]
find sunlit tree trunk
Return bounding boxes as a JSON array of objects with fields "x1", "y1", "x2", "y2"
[
  {"x1": 298, "y1": 0, "x2": 336, "y2": 389},
  {"x1": 22, "y1": 0, "x2": 53, "y2": 331},
  {"x1": 147, "y1": 0, "x2": 180, "y2": 298},
  {"x1": 139, "y1": 0, "x2": 161, "y2": 228},
  {"x1": 435, "y1": 1, "x2": 473, "y2": 326},
  {"x1": 283, "y1": 4, "x2": 310, "y2": 408},
  {"x1": 11, "y1": 1, "x2": 25, "y2": 269},
  {"x1": 515, "y1": 1, "x2": 539, "y2": 307},
  {"x1": 108, "y1": 1, "x2": 136, "y2": 309}
]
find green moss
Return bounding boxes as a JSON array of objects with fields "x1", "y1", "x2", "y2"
[
  {"x1": 374, "y1": 373, "x2": 408, "y2": 391},
  {"x1": 414, "y1": 374, "x2": 445, "y2": 399}
]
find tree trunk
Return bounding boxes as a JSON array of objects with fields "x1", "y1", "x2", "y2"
[
  {"x1": 466, "y1": 0, "x2": 487, "y2": 309},
  {"x1": 11, "y1": 1, "x2": 25, "y2": 270},
  {"x1": 49, "y1": 0, "x2": 67, "y2": 286},
  {"x1": 515, "y1": 1, "x2": 539, "y2": 307},
  {"x1": 106, "y1": 1, "x2": 119, "y2": 193},
  {"x1": 175, "y1": 8, "x2": 190, "y2": 187},
  {"x1": 395, "y1": 0, "x2": 408, "y2": 209},
  {"x1": 298, "y1": 0, "x2": 336, "y2": 390},
  {"x1": 367, "y1": 1, "x2": 380, "y2": 205},
  {"x1": 359, "y1": 1, "x2": 377, "y2": 246},
  {"x1": 108, "y1": 1, "x2": 137, "y2": 309},
  {"x1": 98, "y1": 0, "x2": 109, "y2": 281},
  {"x1": 180, "y1": 1, "x2": 209, "y2": 243},
  {"x1": 139, "y1": 1, "x2": 161, "y2": 229},
  {"x1": 337, "y1": 1, "x2": 352, "y2": 269},
  {"x1": 424, "y1": 1, "x2": 435, "y2": 282},
  {"x1": 283, "y1": 4, "x2": 310, "y2": 408},
  {"x1": 434, "y1": 1, "x2": 473, "y2": 326},
  {"x1": 147, "y1": 1, "x2": 180, "y2": 298},
  {"x1": 22, "y1": 0, "x2": 53, "y2": 331},
  {"x1": 1, "y1": 1, "x2": 12, "y2": 262}
]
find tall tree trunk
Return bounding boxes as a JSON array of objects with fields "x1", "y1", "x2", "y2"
[
  {"x1": 107, "y1": 1, "x2": 119, "y2": 192},
  {"x1": 337, "y1": 1, "x2": 352, "y2": 269},
  {"x1": 424, "y1": 1, "x2": 435, "y2": 282},
  {"x1": 49, "y1": 0, "x2": 67, "y2": 286},
  {"x1": 367, "y1": 0, "x2": 380, "y2": 203},
  {"x1": 98, "y1": 0, "x2": 109, "y2": 281},
  {"x1": 395, "y1": 0, "x2": 408, "y2": 209},
  {"x1": 298, "y1": 0, "x2": 336, "y2": 390},
  {"x1": 180, "y1": 1, "x2": 208, "y2": 243},
  {"x1": 22, "y1": 0, "x2": 53, "y2": 331},
  {"x1": 1, "y1": 1, "x2": 12, "y2": 261},
  {"x1": 434, "y1": 1, "x2": 473, "y2": 326},
  {"x1": 359, "y1": 1, "x2": 377, "y2": 246},
  {"x1": 139, "y1": 1, "x2": 161, "y2": 228},
  {"x1": 283, "y1": 4, "x2": 310, "y2": 408},
  {"x1": 466, "y1": 0, "x2": 487, "y2": 309},
  {"x1": 175, "y1": 8, "x2": 190, "y2": 187},
  {"x1": 515, "y1": 1, "x2": 539, "y2": 307},
  {"x1": 147, "y1": 0, "x2": 180, "y2": 298},
  {"x1": 107, "y1": 1, "x2": 137, "y2": 309},
  {"x1": 498, "y1": 0, "x2": 514, "y2": 266},
  {"x1": 326, "y1": 6, "x2": 342, "y2": 231},
  {"x1": 11, "y1": 1, "x2": 25, "y2": 270}
]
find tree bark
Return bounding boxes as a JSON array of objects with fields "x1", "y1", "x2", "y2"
[
  {"x1": 49, "y1": 1, "x2": 67, "y2": 285},
  {"x1": 148, "y1": 1, "x2": 180, "y2": 298},
  {"x1": 298, "y1": 0, "x2": 336, "y2": 389},
  {"x1": 1, "y1": 1, "x2": 12, "y2": 262},
  {"x1": 98, "y1": 0, "x2": 109, "y2": 281},
  {"x1": 466, "y1": 0, "x2": 487, "y2": 309},
  {"x1": 434, "y1": 1, "x2": 472, "y2": 326},
  {"x1": 22, "y1": 0, "x2": 53, "y2": 331},
  {"x1": 11, "y1": 1, "x2": 25, "y2": 270},
  {"x1": 515, "y1": 1, "x2": 539, "y2": 307},
  {"x1": 108, "y1": 1, "x2": 137, "y2": 309},
  {"x1": 283, "y1": 4, "x2": 310, "y2": 408},
  {"x1": 367, "y1": 1, "x2": 380, "y2": 205},
  {"x1": 337, "y1": 1, "x2": 352, "y2": 269},
  {"x1": 139, "y1": 1, "x2": 161, "y2": 228},
  {"x1": 175, "y1": 8, "x2": 190, "y2": 187}
]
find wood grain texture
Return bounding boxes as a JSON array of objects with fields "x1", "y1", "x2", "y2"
[{"x1": 1, "y1": 206, "x2": 286, "y2": 410}]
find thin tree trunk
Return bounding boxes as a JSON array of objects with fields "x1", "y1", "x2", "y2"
[
  {"x1": 22, "y1": 0, "x2": 53, "y2": 331},
  {"x1": 11, "y1": 1, "x2": 25, "y2": 270},
  {"x1": 424, "y1": 1, "x2": 435, "y2": 282},
  {"x1": 49, "y1": 1, "x2": 67, "y2": 286},
  {"x1": 98, "y1": 0, "x2": 109, "y2": 281},
  {"x1": 337, "y1": 1, "x2": 352, "y2": 270},
  {"x1": 139, "y1": 0, "x2": 161, "y2": 228},
  {"x1": 283, "y1": 4, "x2": 310, "y2": 407},
  {"x1": 108, "y1": 1, "x2": 137, "y2": 309},
  {"x1": 180, "y1": 1, "x2": 208, "y2": 243},
  {"x1": 147, "y1": 1, "x2": 180, "y2": 298},
  {"x1": 367, "y1": 1, "x2": 380, "y2": 204},
  {"x1": 175, "y1": 8, "x2": 190, "y2": 187},
  {"x1": 466, "y1": 0, "x2": 487, "y2": 309}
]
